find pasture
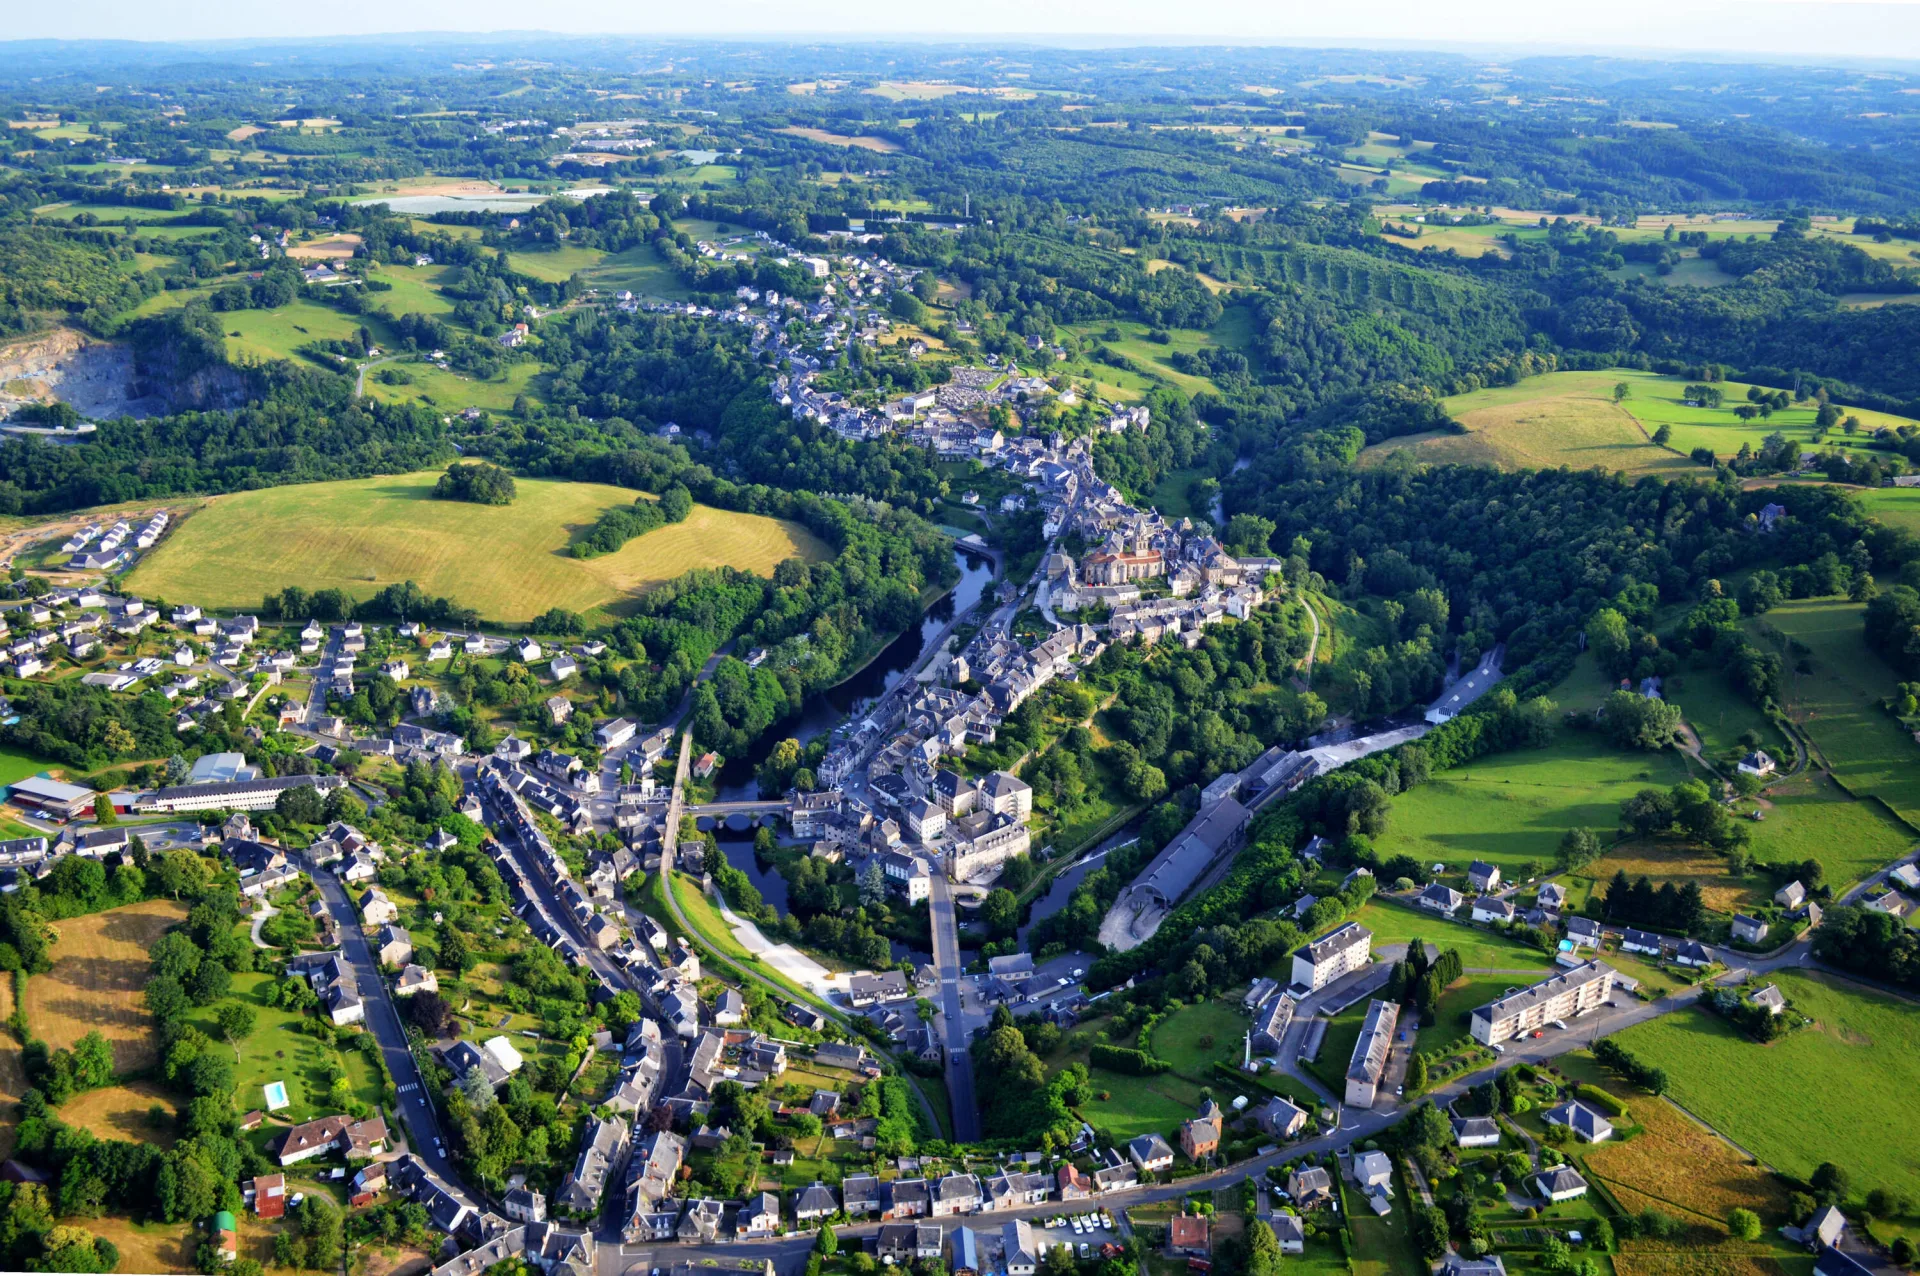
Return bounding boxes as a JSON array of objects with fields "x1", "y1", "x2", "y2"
[
  {"x1": 578, "y1": 243, "x2": 692, "y2": 299},
  {"x1": 58, "y1": 1079, "x2": 178, "y2": 1147},
  {"x1": 363, "y1": 359, "x2": 542, "y2": 413},
  {"x1": 1744, "y1": 770, "x2": 1914, "y2": 892},
  {"x1": 365, "y1": 263, "x2": 458, "y2": 317},
  {"x1": 1611, "y1": 971, "x2": 1920, "y2": 1201},
  {"x1": 218, "y1": 300, "x2": 393, "y2": 366},
  {"x1": 123, "y1": 471, "x2": 830, "y2": 623},
  {"x1": 1752, "y1": 598, "x2": 1920, "y2": 827},
  {"x1": 1370, "y1": 735, "x2": 1694, "y2": 877},
  {"x1": 1853, "y1": 484, "x2": 1920, "y2": 536},
  {"x1": 502, "y1": 245, "x2": 608, "y2": 283},
  {"x1": 26, "y1": 898, "x2": 189, "y2": 1071}
]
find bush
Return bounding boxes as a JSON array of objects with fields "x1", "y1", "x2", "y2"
[
  {"x1": 1574, "y1": 1084, "x2": 1629, "y2": 1118},
  {"x1": 433, "y1": 461, "x2": 517, "y2": 505},
  {"x1": 1090, "y1": 1043, "x2": 1170, "y2": 1075}
]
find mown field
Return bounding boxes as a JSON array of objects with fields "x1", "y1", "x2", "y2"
[
  {"x1": 1358, "y1": 370, "x2": 1920, "y2": 474},
  {"x1": 578, "y1": 243, "x2": 693, "y2": 299},
  {"x1": 123, "y1": 471, "x2": 830, "y2": 623},
  {"x1": 25, "y1": 898, "x2": 188, "y2": 1071},
  {"x1": 363, "y1": 359, "x2": 543, "y2": 413},
  {"x1": 1611, "y1": 971, "x2": 1920, "y2": 1201},
  {"x1": 58, "y1": 1079, "x2": 178, "y2": 1147},
  {"x1": 1753, "y1": 599, "x2": 1920, "y2": 828},
  {"x1": 1853, "y1": 486, "x2": 1920, "y2": 536},
  {"x1": 1371, "y1": 734, "x2": 1693, "y2": 876}
]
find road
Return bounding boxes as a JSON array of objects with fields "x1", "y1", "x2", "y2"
[
  {"x1": 927, "y1": 871, "x2": 983, "y2": 1142},
  {"x1": 308, "y1": 857, "x2": 461, "y2": 1181}
]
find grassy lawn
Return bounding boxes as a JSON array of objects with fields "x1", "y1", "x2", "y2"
[
  {"x1": 1152, "y1": 999, "x2": 1251, "y2": 1079},
  {"x1": 124, "y1": 471, "x2": 829, "y2": 624},
  {"x1": 1348, "y1": 1184, "x2": 1423, "y2": 1276},
  {"x1": 579, "y1": 243, "x2": 692, "y2": 299},
  {"x1": 1348, "y1": 902, "x2": 1556, "y2": 973},
  {"x1": 663, "y1": 871, "x2": 755, "y2": 963},
  {"x1": 219, "y1": 299, "x2": 395, "y2": 365},
  {"x1": 1853, "y1": 485, "x2": 1920, "y2": 537},
  {"x1": 1752, "y1": 598, "x2": 1920, "y2": 829},
  {"x1": 0, "y1": 745, "x2": 63, "y2": 790},
  {"x1": 501, "y1": 245, "x2": 608, "y2": 283},
  {"x1": 1611, "y1": 970, "x2": 1920, "y2": 1200},
  {"x1": 190, "y1": 971, "x2": 384, "y2": 1124},
  {"x1": 364, "y1": 359, "x2": 543, "y2": 413},
  {"x1": 1077, "y1": 1069, "x2": 1209, "y2": 1144},
  {"x1": 1373, "y1": 735, "x2": 1694, "y2": 878}
]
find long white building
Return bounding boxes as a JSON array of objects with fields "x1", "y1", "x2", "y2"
[
  {"x1": 1291, "y1": 921, "x2": 1372, "y2": 992},
  {"x1": 1470, "y1": 961, "x2": 1615, "y2": 1046}
]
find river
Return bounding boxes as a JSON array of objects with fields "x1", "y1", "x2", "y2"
[{"x1": 710, "y1": 547, "x2": 997, "y2": 802}]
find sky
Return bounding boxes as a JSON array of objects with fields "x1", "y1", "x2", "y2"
[{"x1": 15, "y1": 0, "x2": 1920, "y2": 61}]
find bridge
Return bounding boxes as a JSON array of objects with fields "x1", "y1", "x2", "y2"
[{"x1": 684, "y1": 798, "x2": 790, "y2": 832}]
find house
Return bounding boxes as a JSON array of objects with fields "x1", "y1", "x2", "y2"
[
  {"x1": 932, "y1": 1173, "x2": 981, "y2": 1217},
  {"x1": 1353, "y1": 1150, "x2": 1393, "y2": 1192},
  {"x1": 360, "y1": 888, "x2": 399, "y2": 926},
  {"x1": 1291, "y1": 921, "x2": 1372, "y2": 992},
  {"x1": 1565, "y1": 916, "x2": 1603, "y2": 948},
  {"x1": 1890, "y1": 863, "x2": 1920, "y2": 891},
  {"x1": 842, "y1": 1173, "x2": 882, "y2": 1216},
  {"x1": 1731, "y1": 914, "x2": 1769, "y2": 944},
  {"x1": 1738, "y1": 750, "x2": 1777, "y2": 777},
  {"x1": 1467, "y1": 861, "x2": 1501, "y2": 892},
  {"x1": 1287, "y1": 1166, "x2": 1333, "y2": 1210},
  {"x1": 1167, "y1": 1215, "x2": 1210, "y2": 1258},
  {"x1": 1674, "y1": 939, "x2": 1714, "y2": 967},
  {"x1": 1057, "y1": 1164, "x2": 1093, "y2": 1200},
  {"x1": 514, "y1": 638, "x2": 542, "y2": 662},
  {"x1": 848, "y1": 971, "x2": 912, "y2": 1006},
  {"x1": 547, "y1": 696, "x2": 572, "y2": 725},
  {"x1": 785, "y1": 1179, "x2": 836, "y2": 1223},
  {"x1": 342, "y1": 852, "x2": 378, "y2": 884},
  {"x1": 504, "y1": 1186, "x2": 546, "y2": 1224},
  {"x1": 1536, "y1": 882, "x2": 1568, "y2": 912},
  {"x1": 1751, "y1": 983, "x2": 1787, "y2": 1016},
  {"x1": 1256, "y1": 1096, "x2": 1307, "y2": 1140},
  {"x1": 1268, "y1": 1213, "x2": 1305, "y2": 1254},
  {"x1": 1003, "y1": 1219, "x2": 1040, "y2": 1276},
  {"x1": 679, "y1": 1196, "x2": 724, "y2": 1243},
  {"x1": 1417, "y1": 883, "x2": 1464, "y2": 915},
  {"x1": 374, "y1": 925, "x2": 413, "y2": 967},
  {"x1": 1473, "y1": 896, "x2": 1516, "y2": 924},
  {"x1": 1180, "y1": 1100, "x2": 1223, "y2": 1162},
  {"x1": 394, "y1": 964, "x2": 438, "y2": 997},
  {"x1": 1806, "y1": 1206, "x2": 1848, "y2": 1250},
  {"x1": 279, "y1": 1115, "x2": 388, "y2": 1166},
  {"x1": 1454, "y1": 1117, "x2": 1501, "y2": 1148},
  {"x1": 1775, "y1": 880, "x2": 1807, "y2": 910},
  {"x1": 715, "y1": 989, "x2": 745, "y2": 1026},
  {"x1": 1533, "y1": 1166, "x2": 1589, "y2": 1202},
  {"x1": 1620, "y1": 928, "x2": 1663, "y2": 956},
  {"x1": 251, "y1": 1173, "x2": 287, "y2": 1219},
  {"x1": 883, "y1": 1178, "x2": 930, "y2": 1219},
  {"x1": 877, "y1": 1221, "x2": 944, "y2": 1264},
  {"x1": 1251, "y1": 992, "x2": 1296, "y2": 1056},
  {"x1": 1543, "y1": 1101, "x2": 1614, "y2": 1143},
  {"x1": 949, "y1": 1225, "x2": 982, "y2": 1276},
  {"x1": 1441, "y1": 1257, "x2": 1508, "y2": 1276},
  {"x1": 1128, "y1": 1132, "x2": 1175, "y2": 1173},
  {"x1": 987, "y1": 952, "x2": 1035, "y2": 982}
]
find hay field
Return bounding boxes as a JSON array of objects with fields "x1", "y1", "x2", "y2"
[
  {"x1": 1584, "y1": 1088, "x2": 1788, "y2": 1225},
  {"x1": 27, "y1": 899, "x2": 188, "y2": 1071},
  {"x1": 0, "y1": 976, "x2": 21, "y2": 1157},
  {"x1": 123, "y1": 472, "x2": 830, "y2": 623},
  {"x1": 59, "y1": 1079, "x2": 178, "y2": 1147},
  {"x1": 776, "y1": 126, "x2": 901, "y2": 152},
  {"x1": 1578, "y1": 843, "x2": 1760, "y2": 916},
  {"x1": 1612, "y1": 970, "x2": 1920, "y2": 1200},
  {"x1": 1359, "y1": 374, "x2": 1693, "y2": 476},
  {"x1": 287, "y1": 234, "x2": 362, "y2": 261}
]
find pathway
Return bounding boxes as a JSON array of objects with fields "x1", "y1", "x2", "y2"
[
  {"x1": 248, "y1": 899, "x2": 279, "y2": 949},
  {"x1": 708, "y1": 891, "x2": 850, "y2": 998}
]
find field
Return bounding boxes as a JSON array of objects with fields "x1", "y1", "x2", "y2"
[
  {"x1": 1360, "y1": 372, "x2": 1693, "y2": 477},
  {"x1": 1575, "y1": 842, "x2": 1762, "y2": 917},
  {"x1": 365, "y1": 263, "x2": 458, "y2": 317},
  {"x1": 123, "y1": 471, "x2": 830, "y2": 623},
  {"x1": 1359, "y1": 370, "x2": 1920, "y2": 474},
  {"x1": 57, "y1": 1079, "x2": 178, "y2": 1146},
  {"x1": 190, "y1": 970, "x2": 384, "y2": 1123},
  {"x1": 1852, "y1": 485, "x2": 1920, "y2": 536},
  {"x1": 1611, "y1": 970, "x2": 1920, "y2": 1200},
  {"x1": 218, "y1": 299, "x2": 393, "y2": 365},
  {"x1": 25, "y1": 899, "x2": 189, "y2": 1070},
  {"x1": 578, "y1": 243, "x2": 692, "y2": 299},
  {"x1": 1753, "y1": 598, "x2": 1920, "y2": 827},
  {"x1": 1744, "y1": 770, "x2": 1914, "y2": 890},
  {"x1": 503, "y1": 245, "x2": 608, "y2": 283},
  {"x1": 0, "y1": 976, "x2": 20, "y2": 1156},
  {"x1": 1347, "y1": 902, "x2": 1556, "y2": 973},
  {"x1": 363, "y1": 359, "x2": 543, "y2": 413},
  {"x1": 1371, "y1": 735, "x2": 1694, "y2": 877}
]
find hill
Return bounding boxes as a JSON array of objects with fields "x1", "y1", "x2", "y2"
[{"x1": 122, "y1": 472, "x2": 830, "y2": 623}]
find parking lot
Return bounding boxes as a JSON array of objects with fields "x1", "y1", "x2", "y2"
[{"x1": 1027, "y1": 1209, "x2": 1122, "y2": 1259}]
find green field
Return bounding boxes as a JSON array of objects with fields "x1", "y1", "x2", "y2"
[
  {"x1": 1853, "y1": 485, "x2": 1920, "y2": 536},
  {"x1": 364, "y1": 359, "x2": 543, "y2": 413},
  {"x1": 192, "y1": 971, "x2": 383, "y2": 1124},
  {"x1": 1372, "y1": 735, "x2": 1694, "y2": 876},
  {"x1": 1754, "y1": 598, "x2": 1920, "y2": 828},
  {"x1": 1746, "y1": 770, "x2": 1915, "y2": 890},
  {"x1": 1611, "y1": 971, "x2": 1920, "y2": 1200},
  {"x1": 123, "y1": 471, "x2": 830, "y2": 623},
  {"x1": 1663, "y1": 664, "x2": 1786, "y2": 758},
  {"x1": 366, "y1": 263, "x2": 458, "y2": 317},
  {"x1": 1359, "y1": 370, "x2": 1919, "y2": 474},
  {"x1": 503, "y1": 245, "x2": 608, "y2": 284},
  {"x1": 1150, "y1": 999, "x2": 1251, "y2": 1080},
  {"x1": 1064, "y1": 309, "x2": 1256, "y2": 398},
  {"x1": 1077, "y1": 1068, "x2": 1208, "y2": 1144},
  {"x1": 219, "y1": 299, "x2": 394, "y2": 365},
  {"x1": 1347, "y1": 902, "x2": 1556, "y2": 973},
  {"x1": 579, "y1": 243, "x2": 692, "y2": 299}
]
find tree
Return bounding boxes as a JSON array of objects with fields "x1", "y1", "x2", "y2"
[
  {"x1": 216, "y1": 1003, "x2": 257, "y2": 1044},
  {"x1": 144, "y1": 976, "x2": 190, "y2": 1023},
  {"x1": 1557, "y1": 827, "x2": 1602, "y2": 872},
  {"x1": 979, "y1": 888, "x2": 1018, "y2": 937},
  {"x1": 70, "y1": 1031, "x2": 114, "y2": 1091},
  {"x1": 91, "y1": 794, "x2": 117, "y2": 826},
  {"x1": 1811, "y1": 1162, "x2": 1851, "y2": 1206},
  {"x1": 460, "y1": 1065, "x2": 497, "y2": 1112},
  {"x1": 1613, "y1": 382, "x2": 1630, "y2": 403},
  {"x1": 1729, "y1": 1208, "x2": 1762, "y2": 1241},
  {"x1": 434, "y1": 461, "x2": 517, "y2": 505},
  {"x1": 155, "y1": 850, "x2": 211, "y2": 900},
  {"x1": 1245, "y1": 1220, "x2": 1282, "y2": 1276},
  {"x1": 858, "y1": 860, "x2": 887, "y2": 907},
  {"x1": 816, "y1": 1223, "x2": 839, "y2": 1256},
  {"x1": 1600, "y1": 691, "x2": 1682, "y2": 751},
  {"x1": 1406, "y1": 1053, "x2": 1428, "y2": 1091}
]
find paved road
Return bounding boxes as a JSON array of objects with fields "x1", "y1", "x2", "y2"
[
  {"x1": 309, "y1": 858, "x2": 461, "y2": 1181},
  {"x1": 928, "y1": 871, "x2": 983, "y2": 1142}
]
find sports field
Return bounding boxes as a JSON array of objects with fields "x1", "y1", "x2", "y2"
[
  {"x1": 1752, "y1": 598, "x2": 1920, "y2": 828},
  {"x1": 1358, "y1": 370, "x2": 1920, "y2": 474},
  {"x1": 1611, "y1": 971, "x2": 1920, "y2": 1201},
  {"x1": 1371, "y1": 735, "x2": 1693, "y2": 876},
  {"x1": 123, "y1": 471, "x2": 831, "y2": 623},
  {"x1": 26, "y1": 899, "x2": 188, "y2": 1071}
]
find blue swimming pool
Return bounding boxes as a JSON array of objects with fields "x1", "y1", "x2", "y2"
[{"x1": 263, "y1": 1080, "x2": 289, "y2": 1110}]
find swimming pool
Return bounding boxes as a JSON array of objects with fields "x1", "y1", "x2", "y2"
[{"x1": 263, "y1": 1081, "x2": 290, "y2": 1110}]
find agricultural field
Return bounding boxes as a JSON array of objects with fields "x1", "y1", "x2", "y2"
[
  {"x1": 1572, "y1": 842, "x2": 1762, "y2": 918},
  {"x1": 1371, "y1": 734, "x2": 1694, "y2": 878},
  {"x1": 218, "y1": 299, "x2": 393, "y2": 366},
  {"x1": 363, "y1": 358, "x2": 542, "y2": 413},
  {"x1": 1852, "y1": 485, "x2": 1920, "y2": 537},
  {"x1": 1611, "y1": 970, "x2": 1920, "y2": 1201},
  {"x1": 365, "y1": 262, "x2": 459, "y2": 316},
  {"x1": 123, "y1": 471, "x2": 830, "y2": 623},
  {"x1": 578, "y1": 242, "x2": 692, "y2": 299},
  {"x1": 502, "y1": 244, "x2": 609, "y2": 283},
  {"x1": 1744, "y1": 770, "x2": 1914, "y2": 890},
  {"x1": 1752, "y1": 598, "x2": 1920, "y2": 827},
  {"x1": 57, "y1": 1079, "x2": 178, "y2": 1146},
  {"x1": 25, "y1": 898, "x2": 189, "y2": 1070}
]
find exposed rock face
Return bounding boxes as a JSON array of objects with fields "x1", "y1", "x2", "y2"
[
  {"x1": 127, "y1": 312, "x2": 252, "y2": 413},
  {"x1": 0, "y1": 327, "x2": 166, "y2": 420}
]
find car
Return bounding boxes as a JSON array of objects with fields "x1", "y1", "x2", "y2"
[
  {"x1": 1057, "y1": 976, "x2": 1071, "y2": 987},
  {"x1": 1551, "y1": 1019, "x2": 1570, "y2": 1031},
  {"x1": 1070, "y1": 967, "x2": 1085, "y2": 978},
  {"x1": 1491, "y1": 1044, "x2": 1505, "y2": 1054},
  {"x1": 1079, "y1": 1245, "x2": 1091, "y2": 1259},
  {"x1": 1530, "y1": 1030, "x2": 1544, "y2": 1039},
  {"x1": 1395, "y1": 1085, "x2": 1404, "y2": 1095}
]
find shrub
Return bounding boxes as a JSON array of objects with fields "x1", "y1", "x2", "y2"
[
  {"x1": 1574, "y1": 1084, "x2": 1629, "y2": 1118},
  {"x1": 1090, "y1": 1044, "x2": 1170, "y2": 1075}
]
